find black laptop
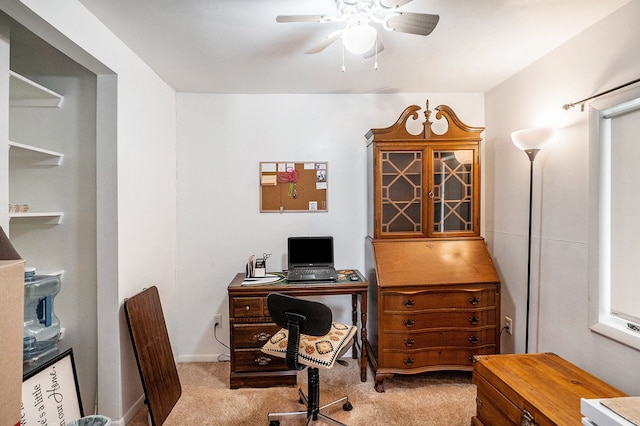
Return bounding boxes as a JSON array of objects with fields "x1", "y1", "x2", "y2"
[{"x1": 286, "y1": 236, "x2": 338, "y2": 282}]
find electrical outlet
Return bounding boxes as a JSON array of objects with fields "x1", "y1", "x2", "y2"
[
  {"x1": 505, "y1": 317, "x2": 513, "y2": 335},
  {"x1": 213, "y1": 314, "x2": 222, "y2": 328}
]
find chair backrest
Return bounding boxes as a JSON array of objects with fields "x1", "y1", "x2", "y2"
[{"x1": 266, "y1": 293, "x2": 333, "y2": 369}]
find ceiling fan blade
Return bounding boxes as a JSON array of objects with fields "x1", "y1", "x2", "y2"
[
  {"x1": 380, "y1": 0, "x2": 414, "y2": 8},
  {"x1": 363, "y1": 37, "x2": 385, "y2": 59},
  {"x1": 304, "y1": 32, "x2": 342, "y2": 54},
  {"x1": 385, "y1": 12, "x2": 439, "y2": 36},
  {"x1": 276, "y1": 15, "x2": 332, "y2": 23}
]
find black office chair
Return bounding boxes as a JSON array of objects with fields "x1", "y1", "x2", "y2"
[{"x1": 261, "y1": 293, "x2": 357, "y2": 426}]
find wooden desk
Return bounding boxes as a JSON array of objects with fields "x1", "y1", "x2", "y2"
[{"x1": 227, "y1": 270, "x2": 368, "y2": 389}]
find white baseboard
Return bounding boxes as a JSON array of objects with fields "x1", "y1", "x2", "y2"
[
  {"x1": 113, "y1": 393, "x2": 146, "y2": 426},
  {"x1": 176, "y1": 353, "x2": 230, "y2": 363}
]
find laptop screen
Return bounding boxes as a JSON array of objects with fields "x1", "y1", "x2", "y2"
[{"x1": 288, "y1": 236, "x2": 334, "y2": 267}]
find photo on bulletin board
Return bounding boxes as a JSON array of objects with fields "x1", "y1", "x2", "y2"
[
  {"x1": 22, "y1": 348, "x2": 84, "y2": 425},
  {"x1": 260, "y1": 161, "x2": 328, "y2": 212}
]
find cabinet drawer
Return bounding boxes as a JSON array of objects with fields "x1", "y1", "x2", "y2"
[
  {"x1": 232, "y1": 297, "x2": 269, "y2": 318},
  {"x1": 383, "y1": 288, "x2": 497, "y2": 311},
  {"x1": 381, "y1": 347, "x2": 496, "y2": 369},
  {"x1": 383, "y1": 328, "x2": 496, "y2": 349},
  {"x1": 381, "y1": 309, "x2": 496, "y2": 331},
  {"x1": 233, "y1": 323, "x2": 281, "y2": 349},
  {"x1": 233, "y1": 348, "x2": 288, "y2": 372}
]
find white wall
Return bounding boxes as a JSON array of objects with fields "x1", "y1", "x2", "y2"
[
  {"x1": 175, "y1": 93, "x2": 484, "y2": 361},
  {"x1": 485, "y1": 0, "x2": 640, "y2": 395},
  {"x1": 0, "y1": 0, "x2": 178, "y2": 423}
]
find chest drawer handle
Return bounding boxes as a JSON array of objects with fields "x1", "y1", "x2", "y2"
[
  {"x1": 245, "y1": 305, "x2": 251, "y2": 311},
  {"x1": 403, "y1": 299, "x2": 415, "y2": 308},
  {"x1": 255, "y1": 356, "x2": 272, "y2": 366},
  {"x1": 468, "y1": 336, "x2": 480, "y2": 344},
  {"x1": 403, "y1": 357, "x2": 415, "y2": 366},
  {"x1": 468, "y1": 296, "x2": 480, "y2": 305},
  {"x1": 468, "y1": 316, "x2": 480, "y2": 325},
  {"x1": 403, "y1": 338, "x2": 415, "y2": 347},
  {"x1": 255, "y1": 332, "x2": 271, "y2": 342},
  {"x1": 403, "y1": 319, "x2": 415, "y2": 328},
  {"x1": 521, "y1": 410, "x2": 537, "y2": 426}
]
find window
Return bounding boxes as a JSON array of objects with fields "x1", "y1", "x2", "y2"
[{"x1": 589, "y1": 93, "x2": 640, "y2": 350}]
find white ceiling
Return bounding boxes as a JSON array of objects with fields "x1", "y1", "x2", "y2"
[{"x1": 77, "y1": 0, "x2": 630, "y2": 94}]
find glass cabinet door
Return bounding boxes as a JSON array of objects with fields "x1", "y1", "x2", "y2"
[
  {"x1": 379, "y1": 151, "x2": 424, "y2": 236},
  {"x1": 430, "y1": 148, "x2": 476, "y2": 236}
]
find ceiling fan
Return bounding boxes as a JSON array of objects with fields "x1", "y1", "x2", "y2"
[{"x1": 276, "y1": 0, "x2": 440, "y2": 58}]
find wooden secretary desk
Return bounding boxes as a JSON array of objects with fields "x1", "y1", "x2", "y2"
[{"x1": 364, "y1": 101, "x2": 501, "y2": 392}]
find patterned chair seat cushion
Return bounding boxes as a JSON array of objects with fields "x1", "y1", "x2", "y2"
[{"x1": 261, "y1": 322, "x2": 357, "y2": 369}]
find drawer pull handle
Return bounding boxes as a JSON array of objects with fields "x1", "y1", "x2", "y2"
[
  {"x1": 403, "y1": 338, "x2": 415, "y2": 347},
  {"x1": 468, "y1": 296, "x2": 480, "y2": 305},
  {"x1": 403, "y1": 357, "x2": 415, "y2": 366},
  {"x1": 255, "y1": 332, "x2": 271, "y2": 342},
  {"x1": 245, "y1": 305, "x2": 251, "y2": 311},
  {"x1": 468, "y1": 316, "x2": 480, "y2": 325},
  {"x1": 403, "y1": 299, "x2": 415, "y2": 308},
  {"x1": 403, "y1": 319, "x2": 415, "y2": 328},
  {"x1": 476, "y1": 397, "x2": 483, "y2": 407},
  {"x1": 468, "y1": 336, "x2": 480, "y2": 344},
  {"x1": 255, "y1": 356, "x2": 272, "y2": 366}
]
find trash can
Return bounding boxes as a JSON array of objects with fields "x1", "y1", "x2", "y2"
[{"x1": 67, "y1": 415, "x2": 111, "y2": 426}]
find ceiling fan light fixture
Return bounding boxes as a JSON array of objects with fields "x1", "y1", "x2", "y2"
[{"x1": 342, "y1": 22, "x2": 377, "y2": 54}]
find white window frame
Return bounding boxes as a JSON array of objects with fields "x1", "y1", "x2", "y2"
[{"x1": 588, "y1": 89, "x2": 640, "y2": 351}]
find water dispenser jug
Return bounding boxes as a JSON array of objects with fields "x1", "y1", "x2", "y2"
[{"x1": 23, "y1": 274, "x2": 61, "y2": 360}]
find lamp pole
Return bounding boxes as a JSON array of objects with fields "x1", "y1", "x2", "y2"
[
  {"x1": 523, "y1": 149, "x2": 540, "y2": 354},
  {"x1": 511, "y1": 126, "x2": 555, "y2": 355}
]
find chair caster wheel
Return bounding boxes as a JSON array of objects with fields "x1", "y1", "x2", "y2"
[
  {"x1": 269, "y1": 421, "x2": 280, "y2": 426},
  {"x1": 343, "y1": 401, "x2": 353, "y2": 411}
]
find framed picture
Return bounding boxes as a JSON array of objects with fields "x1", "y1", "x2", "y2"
[{"x1": 22, "y1": 348, "x2": 84, "y2": 425}]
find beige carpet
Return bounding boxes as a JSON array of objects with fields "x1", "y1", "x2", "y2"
[{"x1": 127, "y1": 360, "x2": 477, "y2": 425}]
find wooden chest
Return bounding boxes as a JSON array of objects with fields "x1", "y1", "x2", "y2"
[
  {"x1": 365, "y1": 238, "x2": 501, "y2": 392},
  {"x1": 472, "y1": 353, "x2": 626, "y2": 426}
]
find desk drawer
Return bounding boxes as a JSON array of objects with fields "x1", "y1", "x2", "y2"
[
  {"x1": 233, "y1": 323, "x2": 281, "y2": 349},
  {"x1": 381, "y1": 346, "x2": 495, "y2": 369},
  {"x1": 381, "y1": 309, "x2": 496, "y2": 331},
  {"x1": 383, "y1": 328, "x2": 496, "y2": 349},
  {"x1": 234, "y1": 348, "x2": 288, "y2": 372},
  {"x1": 232, "y1": 297, "x2": 269, "y2": 318},
  {"x1": 383, "y1": 287, "x2": 497, "y2": 311}
]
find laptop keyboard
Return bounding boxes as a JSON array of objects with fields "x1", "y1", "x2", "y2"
[
  {"x1": 295, "y1": 267, "x2": 334, "y2": 275},
  {"x1": 287, "y1": 267, "x2": 337, "y2": 281}
]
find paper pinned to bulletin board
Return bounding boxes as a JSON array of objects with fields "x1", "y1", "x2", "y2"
[{"x1": 260, "y1": 161, "x2": 328, "y2": 212}]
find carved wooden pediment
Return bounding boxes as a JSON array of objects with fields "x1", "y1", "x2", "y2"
[{"x1": 365, "y1": 100, "x2": 484, "y2": 142}]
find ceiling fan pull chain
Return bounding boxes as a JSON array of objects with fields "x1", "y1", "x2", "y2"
[
  {"x1": 374, "y1": 38, "x2": 378, "y2": 70},
  {"x1": 342, "y1": 42, "x2": 346, "y2": 72}
]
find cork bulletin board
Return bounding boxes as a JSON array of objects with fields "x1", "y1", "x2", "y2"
[{"x1": 260, "y1": 161, "x2": 328, "y2": 212}]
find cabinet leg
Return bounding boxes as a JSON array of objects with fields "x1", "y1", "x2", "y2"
[{"x1": 374, "y1": 374, "x2": 386, "y2": 393}]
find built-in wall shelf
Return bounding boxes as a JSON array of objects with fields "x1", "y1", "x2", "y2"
[
  {"x1": 9, "y1": 141, "x2": 64, "y2": 165},
  {"x1": 9, "y1": 70, "x2": 64, "y2": 108},
  {"x1": 9, "y1": 212, "x2": 64, "y2": 224}
]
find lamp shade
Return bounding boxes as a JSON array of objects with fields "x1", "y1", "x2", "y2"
[
  {"x1": 511, "y1": 127, "x2": 556, "y2": 152},
  {"x1": 342, "y1": 22, "x2": 377, "y2": 54}
]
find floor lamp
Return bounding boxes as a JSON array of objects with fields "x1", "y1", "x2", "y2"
[{"x1": 511, "y1": 127, "x2": 556, "y2": 354}]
